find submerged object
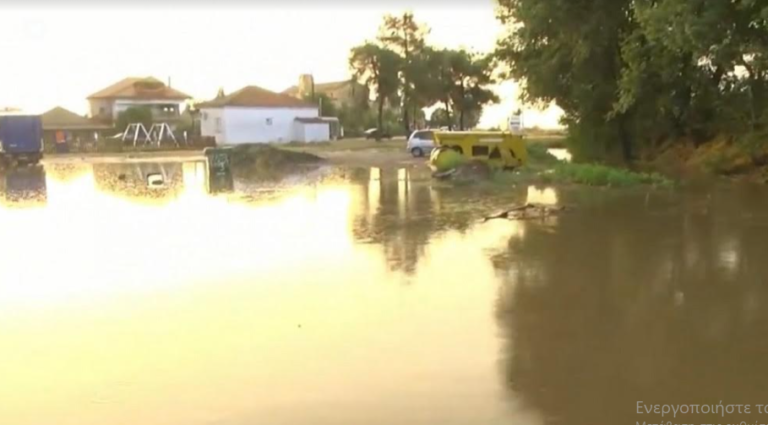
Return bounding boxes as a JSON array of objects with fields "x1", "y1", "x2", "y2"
[
  {"x1": 483, "y1": 203, "x2": 570, "y2": 222},
  {"x1": 146, "y1": 173, "x2": 165, "y2": 188},
  {"x1": 429, "y1": 131, "x2": 527, "y2": 174},
  {"x1": 429, "y1": 146, "x2": 466, "y2": 173}
]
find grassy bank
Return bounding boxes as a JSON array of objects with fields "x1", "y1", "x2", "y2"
[
  {"x1": 513, "y1": 143, "x2": 674, "y2": 188},
  {"x1": 648, "y1": 138, "x2": 768, "y2": 183},
  {"x1": 542, "y1": 163, "x2": 673, "y2": 188}
]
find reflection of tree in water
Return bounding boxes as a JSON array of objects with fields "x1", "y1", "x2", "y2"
[
  {"x1": 350, "y1": 166, "x2": 528, "y2": 274},
  {"x1": 92, "y1": 163, "x2": 184, "y2": 204},
  {"x1": 492, "y1": 188, "x2": 768, "y2": 424}
]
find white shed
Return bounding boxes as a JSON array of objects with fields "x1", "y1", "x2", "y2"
[
  {"x1": 293, "y1": 117, "x2": 331, "y2": 143},
  {"x1": 198, "y1": 85, "x2": 328, "y2": 145}
]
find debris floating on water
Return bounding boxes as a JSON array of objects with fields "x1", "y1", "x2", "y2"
[{"x1": 483, "y1": 203, "x2": 570, "y2": 222}]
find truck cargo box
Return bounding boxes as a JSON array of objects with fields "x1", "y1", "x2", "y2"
[{"x1": 0, "y1": 115, "x2": 44, "y2": 165}]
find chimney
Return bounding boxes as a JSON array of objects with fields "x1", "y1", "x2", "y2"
[
  {"x1": 167, "y1": 76, "x2": 172, "y2": 88},
  {"x1": 298, "y1": 74, "x2": 315, "y2": 99}
]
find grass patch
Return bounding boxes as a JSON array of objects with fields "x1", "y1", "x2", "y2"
[
  {"x1": 229, "y1": 144, "x2": 323, "y2": 168},
  {"x1": 227, "y1": 144, "x2": 324, "y2": 181},
  {"x1": 542, "y1": 163, "x2": 673, "y2": 188}
]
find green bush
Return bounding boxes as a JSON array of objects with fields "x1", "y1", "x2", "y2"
[
  {"x1": 546, "y1": 163, "x2": 673, "y2": 188},
  {"x1": 115, "y1": 107, "x2": 153, "y2": 133}
]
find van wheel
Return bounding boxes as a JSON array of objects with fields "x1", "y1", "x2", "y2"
[{"x1": 411, "y1": 147, "x2": 424, "y2": 157}]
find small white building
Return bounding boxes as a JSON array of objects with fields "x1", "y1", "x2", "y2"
[{"x1": 198, "y1": 86, "x2": 331, "y2": 144}]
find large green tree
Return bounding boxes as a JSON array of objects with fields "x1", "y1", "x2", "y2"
[
  {"x1": 416, "y1": 48, "x2": 498, "y2": 130},
  {"x1": 350, "y1": 43, "x2": 401, "y2": 139},
  {"x1": 378, "y1": 12, "x2": 428, "y2": 134},
  {"x1": 115, "y1": 106, "x2": 153, "y2": 133},
  {"x1": 496, "y1": 0, "x2": 639, "y2": 162},
  {"x1": 496, "y1": 0, "x2": 768, "y2": 163},
  {"x1": 620, "y1": 0, "x2": 768, "y2": 138},
  {"x1": 446, "y1": 50, "x2": 498, "y2": 130}
]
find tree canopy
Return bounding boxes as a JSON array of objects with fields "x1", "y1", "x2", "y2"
[
  {"x1": 349, "y1": 13, "x2": 499, "y2": 134},
  {"x1": 496, "y1": 0, "x2": 768, "y2": 163},
  {"x1": 350, "y1": 42, "x2": 402, "y2": 137},
  {"x1": 115, "y1": 106, "x2": 153, "y2": 133}
]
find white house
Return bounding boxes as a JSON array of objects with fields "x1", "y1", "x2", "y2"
[
  {"x1": 198, "y1": 85, "x2": 330, "y2": 144},
  {"x1": 87, "y1": 77, "x2": 191, "y2": 123}
]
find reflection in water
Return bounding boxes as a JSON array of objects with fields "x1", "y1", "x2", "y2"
[
  {"x1": 546, "y1": 148, "x2": 572, "y2": 162},
  {"x1": 0, "y1": 161, "x2": 766, "y2": 425},
  {"x1": 493, "y1": 186, "x2": 768, "y2": 424},
  {"x1": 0, "y1": 166, "x2": 47, "y2": 207},
  {"x1": 526, "y1": 186, "x2": 558, "y2": 205},
  {"x1": 0, "y1": 161, "x2": 534, "y2": 425}
]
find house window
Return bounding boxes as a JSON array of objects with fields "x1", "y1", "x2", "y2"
[
  {"x1": 266, "y1": 118, "x2": 273, "y2": 126},
  {"x1": 99, "y1": 107, "x2": 106, "y2": 115},
  {"x1": 215, "y1": 117, "x2": 222, "y2": 133},
  {"x1": 202, "y1": 112, "x2": 208, "y2": 121}
]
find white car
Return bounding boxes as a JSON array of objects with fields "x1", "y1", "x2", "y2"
[{"x1": 406, "y1": 130, "x2": 435, "y2": 157}]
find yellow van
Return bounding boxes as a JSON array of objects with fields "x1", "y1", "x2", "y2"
[{"x1": 429, "y1": 131, "x2": 527, "y2": 172}]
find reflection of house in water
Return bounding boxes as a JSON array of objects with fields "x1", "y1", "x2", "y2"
[{"x1": 0, "y1": 166, "x2": 47, "y2": 208}]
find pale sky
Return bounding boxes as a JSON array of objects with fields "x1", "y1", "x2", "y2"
[{"x1": 0, "y1": 3, "x2": 562, "y2": 128}]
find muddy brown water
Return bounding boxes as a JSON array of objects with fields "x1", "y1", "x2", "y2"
[{"x1": 1, "y1": 161, "x2": 768, "y2": 425}]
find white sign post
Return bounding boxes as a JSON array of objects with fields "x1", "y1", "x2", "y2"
[{"x1": 508, "y1": 113, "x2": 524, "y2": 134}]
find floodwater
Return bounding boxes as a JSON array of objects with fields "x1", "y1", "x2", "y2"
[{"x1": 1, "y1": 161, "x2": 768, "y2": 425}]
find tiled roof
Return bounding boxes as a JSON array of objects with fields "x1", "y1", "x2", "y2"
[
  {"x1": 41, "y1": 107, "x2": 112, "y2": 130},
  {"x1": 198, "y1": 86, "x2": 316, "y2": 108},
  {"x1": 88, "y1": 77, "x2": 190, "y2": 100}
]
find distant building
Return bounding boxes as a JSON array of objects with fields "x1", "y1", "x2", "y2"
[
  {"x1": 197, "y1": 85, "x2": 330, "y2": 144},
  {"x1": 41, "y1": 106, "x2": 112, "y2": 148},
  {"x1": 87, "y1": 77, "x2": 191, "y2": 123},
  {"x1": 283, "y1": 74, "x2": 368, "y2": 108}
]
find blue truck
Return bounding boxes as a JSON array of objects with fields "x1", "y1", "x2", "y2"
[{"x1": 0, "y1": 114, "x2": 44, "y2": 166}]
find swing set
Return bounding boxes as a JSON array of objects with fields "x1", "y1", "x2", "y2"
[{"x1": 121, "y1": 122, "x2": 183, "y2": 147}]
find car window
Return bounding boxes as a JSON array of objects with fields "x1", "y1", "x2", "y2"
[{"x1": 415, "y1": 131, "x2": 434, "y2": 140}]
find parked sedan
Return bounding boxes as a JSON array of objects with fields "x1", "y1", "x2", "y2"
[
  {"x1": 364, "y1": 128, "x2": 392, "y2": 140},
  {"x1": 406, "y1": 130, "x2": 436, "y2": 157}
]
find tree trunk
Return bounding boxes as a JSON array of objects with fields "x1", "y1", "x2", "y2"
[
  {"x1": 458, "y1": 81, "x2": 466, "y2": 131},
  {"x1": 377, "y1": 97, "x2": 384, "y2": 141},
  {"x1": 403, "y1": 97, "x2": 411, "y2": 135},
  {"x1": 617, "y1": 114, "x2": 633, "y2": 164},
  {"x1": 402, "y1": 24, "x2": 412, "y2": 136},
  {"x1": 444, "y1": 100, "x2": 452, "y2": 129}
]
